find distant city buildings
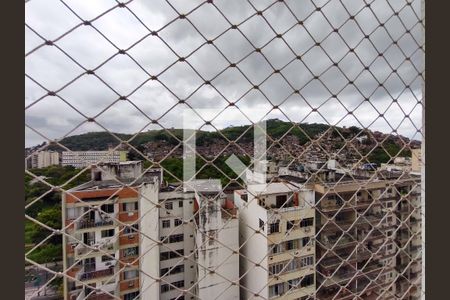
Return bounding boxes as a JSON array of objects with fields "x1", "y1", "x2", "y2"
[
  {"x1": 62, "y1": 162, "x2": 239, "y2": 300},
  {"x1": 411, "y1": 149, "x2": 422, "y2": 173},
  {"x1": 235, "y1": 182, "x2": 316, "y2": 300},
  {"x1": 62, "y1": 151, "x2": 422, "y2": 300},
  {"x1": 25, "y1": 150, "x2": 60, "y2": 169},
  {"x1": 61, "y1": 150, "x2": 128, "y2": 168}
]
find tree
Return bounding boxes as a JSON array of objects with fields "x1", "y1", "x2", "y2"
[{"x1": 28, "y1": 206, "x2": 62, "y2": 245}]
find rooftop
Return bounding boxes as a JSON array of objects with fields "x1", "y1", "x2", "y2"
[
  {"x1": 183, "y1": 179, "x2": 222, "y2": 194},
  {"x1": 248, "y1": 181, "x2": 303, "y2": 196}
]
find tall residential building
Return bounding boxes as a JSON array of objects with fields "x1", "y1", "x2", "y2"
[
  {"x1": 38, "y1": 150, "x2": 60, "y2": 168},
  {"x1": 26, "y1": 150, "x2": 60, "y2": 169},
  {"x1": 63, "y1": 162, "x2": 239, "y2": 300},
  {"x1": 62, "y1": 150, "x2": 128, "y2": 168},
  {"x1": 188, "y1": 180, "x2": 240, "y2": 300},
  {"x1": 62, "y1": 158, "x2": 421, "y2": 300},
  {"x1": 62, "y1": 161, "x2": 160, "y2": 300},
  {"x1": 235, "y1": 181, "x2": 316, "y2": 300},
  {"x1": 411, "y1": 149, "x2": 422, "y2": 173},
  {"x1": 310, "y1": 168, "x2": 422, "y2": 300}
]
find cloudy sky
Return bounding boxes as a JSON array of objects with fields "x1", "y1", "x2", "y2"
[{"x1": 25, "y1": 0, "x2": 424, "y2": 147}]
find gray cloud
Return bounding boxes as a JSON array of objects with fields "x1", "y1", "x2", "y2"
[{"x1": 25, "y1": 0, "x2": 424, "y2": 147}]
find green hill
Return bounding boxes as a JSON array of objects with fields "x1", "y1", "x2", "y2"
[{"x1": 47, "y1": 119, "x2": 334, "y2": 151}]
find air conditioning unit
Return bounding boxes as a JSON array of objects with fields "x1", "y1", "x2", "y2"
[
  {"x1": 305, "y1": 227, "x2": 311, "y2": 232},
  {"x1": 269, "y1": 256, "x2": 273, "y2": 260},
  {"x1": 128, "y1": 212, "x2": 134, "y2": 217},
  {"x1": 105, "y1": 262, "x2": 112, "y2": 266},
  {"x1": 294, "y1": 251, "x2": 299, "y2": 255},
  {"x1": 128, "y1": 281, "x2": 135, "y2": 287},
  {"x1": 128, "y1": 234, "x2": 135, "y2": 240}
]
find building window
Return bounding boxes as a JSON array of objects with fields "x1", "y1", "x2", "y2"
[
  {"x1": 285, "y1": 239, "x2": 297, "y2": 251},
  {"x1": 165, "y1": 202, "x2": 173, "y2": 210},
  {"x1": 269, "y1": 243, "x2": 282, "y2": 254},
  {"x1": 161, "y1": 284, "x2": 170, "y2": 293},
  {"x1": 301, "y1": 237, "x2": 311, "y2": 247},
  {"x1": 300, "y1": 255, "x2": 314, "y2": 268},
  {"x1": 300, "y1": 274, "x2": 314, "y2": 287},
  {"x1": 269, "y1": 283, "x2": 285, "y2": 298},
  {"x1": 101, "y1": 204, "x2": 114, "y2": 213},
  {"x1": 101, "y1": 229, "x2": 114, "y2": 238},
  {"x1": 160, "y1": 250, "x2": 184, "y2": 261},
  {"x1": 276, "y1": 194, "x2": 291, "y2": 207},
  {"x1": 286, "y1": 220, "x2": 295, "y2": 231},
  {"x1": 268, "y1": 222, "x2": 280, "y2": 234},
  {"x1": 173, "y1": 280, "x2": 184, "y2": 288},
  {"x1": 259, "y1": 219, "x2": 265, "y2": 231},
  {"x1": 300, "y1": 218, "x2": 313, "y2": 228},
  {"x1": 124, "y1": 291, "x2": 140, "y2": 300},
  {"x1": 169, "y1": 234, "x2": 184, "y2": 243},
  {"x1": 288, "y1": 278, "x2": 301, "y2": 289},
  {"x1": 66, "y1": 207, "x2": 78, "y2": 219},
  {"x1": 122, "y1": 246, "x2": 138, "y2": 258},
  {"x1": 162, "y1": 220, "x2": 171, "y2": 228},
  {"x1": 123, "y1": 269, "x2": 139, "y2": 280},
  {"x1": 124, "y1": 224, "x2": 139, "y2": 234},
  {"x1": 387, "y1": 201, "x2": 394, "y2": 208},
  {"x1": 269, "y1": 262, "x2": 284, "y2": 275},
  {"x1": 179, "y1": 200, "x2": 183, "y2": 208},
  {"x1": 101, "y1": 255, "x2": 114, "y2": 262},
  {"x1": 161, "y1": 264, "x2": 185, "y2": 277},
  {"x1": 174, "y1": 218, "x2": 183, "y2": 226},
  {"x1": 123, "y1": 202, "x2": 138, "y2": 212}
]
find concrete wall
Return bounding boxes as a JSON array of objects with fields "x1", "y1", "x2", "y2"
[
  {"x1": 139, "y1": 182, "x2": 160, "y2": 300},
  {"x1": 37, "y1": 150, "x2": 60, "y2": 168},
  {"x1": 158, "y1": 191, "x2": 196, "y2": 300},
  {"x1": 237, "y1": 187, "x2": 269, "y2": 300},
  {"x1": 195, "y1": 194, "x2": 240, "y2": 300},
  {"x1": 411, "y1": 148, "x2": 422, "y2": 173}
]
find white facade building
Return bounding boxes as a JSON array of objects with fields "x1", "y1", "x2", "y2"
[
  {"x1": 234, "y1": 182, "x2": 316, "y2": 300},
  {"x1": 187, "y1": 180, "x2": 240, "y2": 300},
  {"x1": 26, "y1": 150, "x2": 60, "y2": 169},
  {"x1": 64, "y1": 165, "x2": 242, "y2": 300},
  {"x1": 62, "y1": 150, "x2": 127, "y2": 168}
]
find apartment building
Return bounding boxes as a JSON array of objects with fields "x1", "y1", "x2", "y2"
[
  {"x1": 390, "y1": 173, "x2": 422, "y2": 300},
  {"x1": 62, "y1": 150, "x2": 128, "y2": 168},
  {"x1": 187, "y1": 180, "x2": 240, "y2": 300},
  {"x1": 310, "y1": 168, "x2": 422, "y2": 300},
  {"x1": 62, "y1": 161, "x2": 160, "y2": 300},
  {"x1": 26, "y1": 150, "x2": 60, "y2": 169},
  {"x1": 63, "y1": 162, "x2": 240, "y2": 300},
  {"x1": 235, "y1": 181, "x2": 316, "y2": 300},
  {"x1": 411, "y1": 149, "x2": 422, "y2": 173}
]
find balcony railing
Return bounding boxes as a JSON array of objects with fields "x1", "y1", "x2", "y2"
[
  {"x1": 75, "y1": 240, "x2": 116, "y2": 256},
  {"x1": 79, "y1": 267, "x2": 115, "y2": 281},
  {"x1": 76, "y1": 215, "x2": 116, "y2": 230},
  {"x1": 319, "y1": 235, "x2": 357, "y2": 249}
]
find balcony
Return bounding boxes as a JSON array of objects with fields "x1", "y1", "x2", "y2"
[
  {"x1": 319, "y1": 263, "x2": 384, "y2": 288},
  {"x1": 410, "y1": 245, "x2": 421, "y2": 255},
  {"x1": 75, "y1": 240, "x2": 117, "y2": 257},
  {"x1": 76, "y1": 215, "x2": 116, "y2": 230},
  {"x1": 318, "y1": 280, "x2": 388, "y2": 300},
  {"x1": 319, "y1": 235, "x2": 357, "y2": 249},
  {"x1": 79, "y1": 267, "x2": 115, "y2": 281},
  {"x1": 86, "y1": 294, "x2": 116, "y2": 300}
]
